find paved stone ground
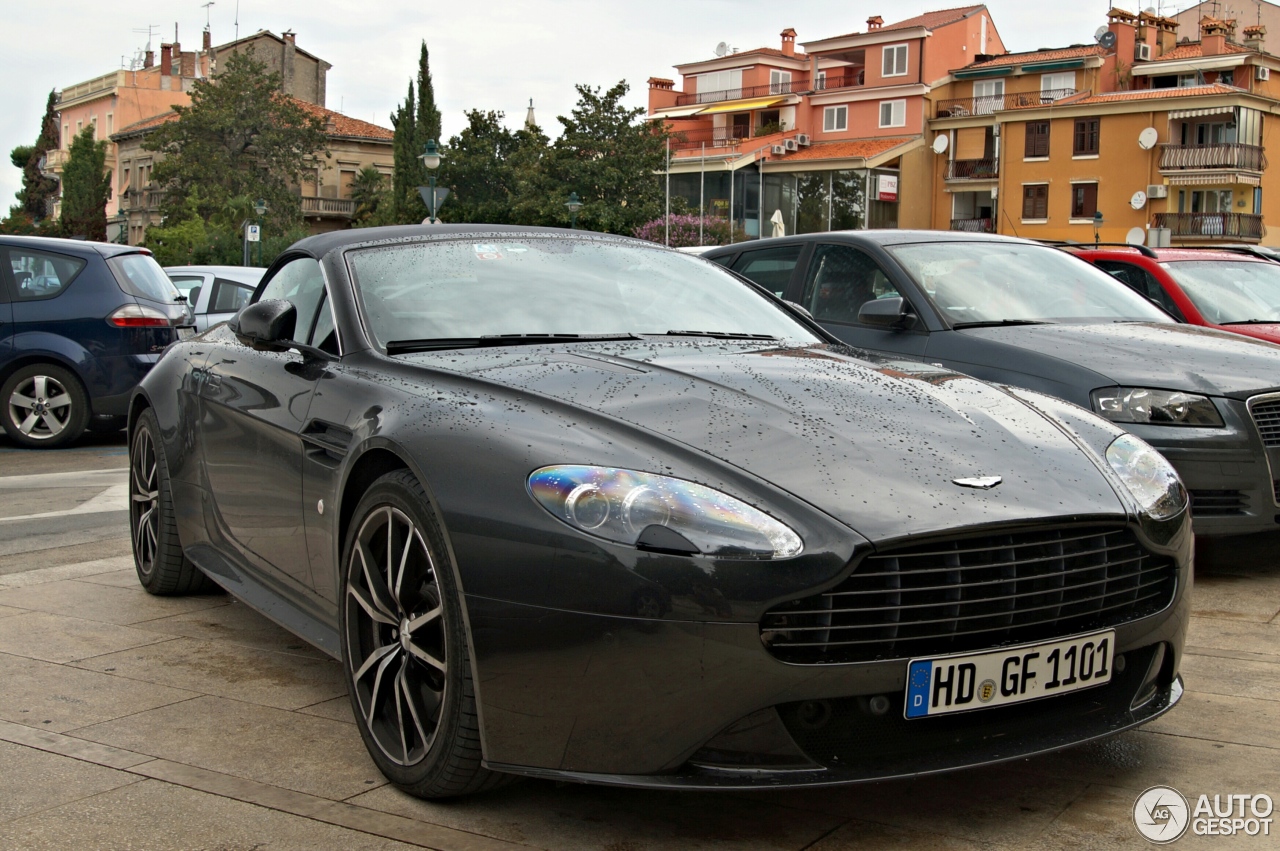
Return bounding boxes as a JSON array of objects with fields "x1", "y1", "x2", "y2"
[{"x1": 0, "y1": 432, "x2": 1276, "y2": 849}]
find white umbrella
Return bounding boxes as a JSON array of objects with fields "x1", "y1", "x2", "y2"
[{"x1": 770, "y1": 208, "x2": 786, "y2": 237}]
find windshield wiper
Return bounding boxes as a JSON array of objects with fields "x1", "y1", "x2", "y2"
[
  {"x1": 951, "y1": 319, "x2": 1054, "y2": 329},
  {"x1": 1220, "y1": 319, "x2": 1280, "y2": 325},
  {"x1": 386, "y1": 333, "x2": 641, "y2": 355},
  {"x1": 659, "y1": 330, "x2": 779, "y2": 340}
]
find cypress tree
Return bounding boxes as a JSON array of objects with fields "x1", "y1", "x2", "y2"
[
  {"x1": 60, "y1": 125, "x2": 112, "y2": 240},
  {"x1": 390, "y1": 81, "x2": 417, "y2": 222},
  {"x1": 7, "y1": 91, "x2": 61, "y2": 225}
]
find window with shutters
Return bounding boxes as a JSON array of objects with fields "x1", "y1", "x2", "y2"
[
  {"x1": 1025, "y1": 121, "x2": 1050, "y2": 158},
  {"x1": 1022, "y1": 184, "x2": 1049, "y2": 220},
  {"x1": 1073, "y1": 117, "x2": 1100, "y2": 155},
  {"x1": 878, "y1": 100, "x2": 906, "y2": 128},
  {"x1": 882, "y1": 44, "x2": 908, "y2": 77},
  {"x1": 1070, "y1": 182, "x2": 1098, "y2": 219},
  {"x1": 824, "y1": 106, "x2": 848, "y2": 132}
]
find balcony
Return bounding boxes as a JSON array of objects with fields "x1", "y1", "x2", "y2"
[
  {"x1": 1159, "y1": 143, "x2": 1266, "y2": 173},
  {"x1": 950, "y1": 217, "x2": 994, "y2": 233},
  {"x1": 934, "y1": 88, "x2": 1077, "y2": 119},
  {"x1": 301, "y1": 196, "x2": 357, "y2": 218},
  {"x1": 675, "y1": 79, "x2": 806, "y2": 107},
  {"x1": 946, "y1": 158, "x2": 998, "y2": 181},
  {"x1": 670, "y1": 125, "x2": 756, "y2": 151},
  {"x1": 40, "y1": 149, "x2": 70, "y2": 175},
  {"x1": 1152, "y1": 212, "x2": 1264, "y2": 242}
]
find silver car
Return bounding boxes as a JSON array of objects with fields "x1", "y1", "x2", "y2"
[{"x1": 164, "y1": 266, "x2": 264, "y2": 331}]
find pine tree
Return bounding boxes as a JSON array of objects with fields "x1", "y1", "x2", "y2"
[
  {"x1": 4, "y1": 91, "x2": 61, "y2": 230},
  {"x1": 60, "y1": 125, "x2": 112, "y2": 240}
]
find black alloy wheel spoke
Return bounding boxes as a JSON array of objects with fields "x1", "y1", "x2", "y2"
[
  {"x1": 130, "y1": 429, "x2": 160, "y2": 571},
  {"x1": 345, "y1": 504, "x2": 448, "y2": 766}
]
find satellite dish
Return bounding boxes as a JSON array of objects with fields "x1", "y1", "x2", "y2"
[
  {"x1": 1126, "y1": 227, "x2": 1147, "y2": 245},
  {"x1": 1098, "y1": 31, "x2": 1118, "y2": 49},
  {"x1": 714, "y1": 41, "x2": 729, "y2": 57},
  {"x1": 1130, "y1": 190, "x2": 1148, "y2": 210},
  {"x1": 1094, "y1": 26, "x2": 1109, "y2": 40},
  {"x1": 1138, "y1": 127, "x2": 1159, "y2": 149},
  {"x1": 932, "y1": 135, "x2": 949, "y2": 154}
]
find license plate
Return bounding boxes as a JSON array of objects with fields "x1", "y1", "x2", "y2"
[
  {"x1": 176, "y1": 325, "x2": 196, "y2": 340},
  {"x1": 904, "y1": 630, "x2": 1114, "y2": 719}
]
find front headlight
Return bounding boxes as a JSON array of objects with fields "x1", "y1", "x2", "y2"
[
  {"x1": 1105, "y1": 434, "x2": 1187, "y2": 520},
  {"x1": 527, "y1": 465, "x2": 803, "y2": 559},
  {"x1": 1091, "y1": 387, "x2": 1223, "y2": 426}
]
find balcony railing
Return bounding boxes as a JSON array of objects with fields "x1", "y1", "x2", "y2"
[
  {"x1": 951, "y1": 217, "x2": 994, "y2": 233},
  {"x1": 301, "y1": 196, "x2": 357, "y2": 217},
  {"x1": 813, "y1": 71, "x2": 864, "y2": 92},
  {"x1": 670, "y1": 125, "x2": 755, "y2": 151},
  {"x1": 1159, "y1": 143, "x2": 1266, "y2": 172},
  {"x1": 946, "y1": 158, "x2": 998, "y2": 180},
  {"x1": 1153, "y1": 212, "x2": 1264, "y2": 240},
  {"x1": 669, "y1": 71, "x2": 870, "y2": 107},
  {"x1": 934, "y1": 88, "x2": 1077, "y2": 118},
  {"x1": 121, "y1": 188, "x2": 166, "y2": 212}
]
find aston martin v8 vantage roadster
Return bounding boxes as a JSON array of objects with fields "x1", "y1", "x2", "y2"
[{"x1": 128, "y1": 225, "x2": 1190, "y2": 798}]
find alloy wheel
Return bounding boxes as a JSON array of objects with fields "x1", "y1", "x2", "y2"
[
  {"x1": 7, "y1": 374, "x2": 74, "y2": 441},
  {"x1": 345, "y1": 505, "x2": 448, "y2": 767},
  {"x1": 130, "y1": 426, "x2": 160, "y2": 575}
]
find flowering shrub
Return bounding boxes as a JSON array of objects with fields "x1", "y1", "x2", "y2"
[{"x1": 633, "y1": 214, "x2": 732, "y2": 248}]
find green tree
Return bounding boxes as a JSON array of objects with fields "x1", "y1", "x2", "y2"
[
  {"x1": 350, "y1": 165, "x2": 389, "y2": 224},
  {"x1": 4, "y1": 91, "x2": 63, "y2": 233},
  {"x1": 60, "y1": 125, "x2": 112, "y2": 240},
  {"x1": 440, "y1": 110, "x2": 540, "y2": 224},
  {"x1": 537, "y1": 81, "x2": 668, "y2": 234},
  {"x1": 388, "y1": 43, "x2": 445, "y2": 223},
  {"x1": 143, "y1": 49, "x2": 328, "y2": 237}
]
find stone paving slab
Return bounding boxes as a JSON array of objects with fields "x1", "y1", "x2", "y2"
[
  {"x1": 0, "y1": 610, "x2": 175, "y2": 664},
  {"x1": 0, "y1": 575, "x2": 228, "y2": 623},
  {"x1": 0, "y1": 740, "x2": 141, "y2": 826}
]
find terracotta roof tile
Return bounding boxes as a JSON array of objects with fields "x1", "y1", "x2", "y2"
[
  {"x1": 779, "y1": 136, "x2": 915, "y2": 162},
  {"x1": 113, "y1": 99, "x2": 393, "y2": 142},
  {"x1": 827, "y1": 5, "x2": 985, "y2": 40},
  {"x1": 115, "y1": 111, "x2": 178, "y2": 136},
  {"x1": 1074, "y1": 83, "x2": 1241, "y2": 103},
  {"x1": 1154, "y1": 41, "x2": 1252, "y2": 61},
  {"x1": 964, "y1": 45, "x2": 1106, "y2": 70}
]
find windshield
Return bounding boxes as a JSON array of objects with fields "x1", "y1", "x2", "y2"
[
  {"x1": 886, "y1": 242, "x2": 1172, "y2": 325},
  {"x1": 108, "y1": 253, "x2": 182, "y2": 304},
  {"x1": 1162, "y1": 260, "x2": 1280, "y2": 324},
  {"x1": 346, "y1": 237, "x2": 820, "y2": 347}
]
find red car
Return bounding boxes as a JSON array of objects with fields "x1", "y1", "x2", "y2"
[{"x1": 1067, "y1": 245, "x2": 1280, "y2": 345}]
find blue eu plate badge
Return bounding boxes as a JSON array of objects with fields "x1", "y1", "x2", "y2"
[{"x1": 906, "y1": 661, "x2": 933, "y2": 718}]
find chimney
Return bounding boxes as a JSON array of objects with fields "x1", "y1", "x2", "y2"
[
  {"x1": 180, "y1": 51, "x2": 195, "y2": 77},
  {"x1": 159, "y1": 43, "x2": 172, "y2": 76},
  {"x1": 1245, "y1": 24, "x2": 1266, "y2": 52},
  {"x1": 1157, "y1": 15, "x2": 1179, "y2": 56},
  {"x1": 1138, "y1": 10, "x2": 1159, "y2": 52},
  {"x1": 143, "y1": 49, "x2": 154, "y2": 68},
  {"x1": 1107, "y1": 8, "x2": 1138, "y2": 64},
  {"x1": 203, "y1": 28, "x2": 211, "y2": 50},
  {"x1": 780, "y1": 28, "x2": 797, "y2": 57},
  {"x1": 867, "y1": 15, "x2": 883, "y2": 31},
  {"x1": 281, "y1": 30, "x2": 297, "y2": 98},
  {"x1": 1202, "y1": 16, "x2": 1228, "y2": 57},
  {"x1": 283, "y1": 29, "x2": 296, "y2": 45}
]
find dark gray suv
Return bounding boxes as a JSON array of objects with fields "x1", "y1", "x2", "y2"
[{"x1": 705, "y1": 230, "x2": 1280, "y2": 539}]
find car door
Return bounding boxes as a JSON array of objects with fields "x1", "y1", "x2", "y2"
[
  {"x1": 199, "y1": 256, "x2": 328, "y2": 589},
  {"x1": 795, "y1": 242, "x2": 929, "y2": 357},
  {"x1": 0, "y1": 255, "x2": 11, "y2": 367},
  {"x1": 168, "y1": 273, "x2": 211, "y2": 330},
  {"x1": 206, "y1": 277, "x2": 257, "y2": 328}
]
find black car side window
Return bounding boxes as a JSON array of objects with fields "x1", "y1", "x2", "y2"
[
  {"x1": 1094, "y1": 261, "x2": 1184, "y2": 320},
  {"x1": 730, "y1": 245, "x2": 803, "y2": 296},
  {"x1": 801, "y1": 244, "x2": 903, "y2": 325},
  {"x1": 256, "y1": 258, "x2": 326, "y2": 343},
  {"x1": 6, "y1": 249, "x2": 86, "y2": 301},
  {"x1": 309, "y1": 295, "x2": 339, "y2": 355},
  {"x1": 211, "y1": 278, "x2": 255, "y2": 313}
]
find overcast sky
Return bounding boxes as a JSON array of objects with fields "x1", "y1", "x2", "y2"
[{"x1": 0, "y1": 1, "x2": 1206, "y2": 209}]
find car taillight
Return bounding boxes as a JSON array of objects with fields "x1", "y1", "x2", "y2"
[{"x1": 108, "y1": 304, "x2": 172, "y2": 328}]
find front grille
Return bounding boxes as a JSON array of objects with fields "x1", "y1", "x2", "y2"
[
  {"x1": 761, "y1": 525, "x2": 1176, "y2": 664},
  {"x1": 1189, "y1": 489, "x2": 1248, "y2": 517},
  {"x1": 1250, "y1": 397, "x2": 1280, "y2": 447}
]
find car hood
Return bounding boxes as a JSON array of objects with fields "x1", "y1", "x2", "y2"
[
  {"x1": 401, "y1": 340, "x2": 1127, "y2": 542},
  {"x1": 1209, "y1": 322, "x2": 1280, "y2": 346},
  {"x1": 957, "y1": 322, "x2": 1280, "y2": 397}
]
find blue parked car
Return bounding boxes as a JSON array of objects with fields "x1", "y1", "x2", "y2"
[{"x1": 1, "y1": 236, "x2": 192, "y2": 448}]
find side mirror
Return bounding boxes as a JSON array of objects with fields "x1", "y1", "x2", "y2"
[
  {"x1": 858, "y1": 296, "x2": 918, "y2": 330},
  {"x1": 230, "y1": 299, "x2": 296, "y2": 352}
]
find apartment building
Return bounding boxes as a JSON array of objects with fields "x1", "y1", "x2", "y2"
[
  {"x1": 930, "y1": 9, "x2": 1280, "y2": 246},
  {"x1": 648, "y1": 6, "x2": 1005, "y2": 239}
]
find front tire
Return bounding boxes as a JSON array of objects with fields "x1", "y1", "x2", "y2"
[
  {"x1": 130, "y1": 408, "x2": 217, "y2": 595},
  {"x1": 340, "y1": 470, "x2": 509, "y2": 798},
  {"x1": 2, "y1": 363, "x2": 89, "y2": 448}
]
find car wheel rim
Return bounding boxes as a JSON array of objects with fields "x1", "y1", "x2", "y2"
[
  {"x1": 130, "y1": 427, "x2": 160, "y2": 576},
  {"x1": 345, "y1": 505, "x2": 447, "y2": 767},
  {"x1": 7, "y1": 374, "x2": 73, "y2": 440}
]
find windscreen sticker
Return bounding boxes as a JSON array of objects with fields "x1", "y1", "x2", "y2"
[{"x1": 473, "y1": 244, "x2": 504, "y2": 260}]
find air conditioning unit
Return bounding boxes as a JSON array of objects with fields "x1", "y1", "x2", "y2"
[
  {"x1": 1146, "y1": 184, "x2": 1169, "y2": 199},
  {"x1": 1258, "y1": 66, "x2": 1271, "y2": 81},
  {"x1": 784, "y1": 138, "x2": 799, "y2": 152},
  {"x1": 770, "y1": 145, "x2": 787, "y2": 156},
  {"x1": 1135, "y1": 43, "x2": 1153, "y2": 61},
  {"x1": 796, "y1": 133, "x2": 812, "y2": 146}
]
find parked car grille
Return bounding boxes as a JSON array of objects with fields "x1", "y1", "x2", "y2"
[
  {"x1": 1188, "y1": 489, "x2": 1248, "y2": 517},
  {"x1": 1250, "y1": 396, "x2": 1280, "y2": 447},
  {"x1": 761, "y1": 525, "x2": 1176, "y2": 664}
]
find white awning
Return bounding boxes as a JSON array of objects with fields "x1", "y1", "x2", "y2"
[
  {"x1": 648, "y1": 105, "x2": 707, "y2": 119},
  {"x1": 1168, "y1": 106, "x2": 1234, "y2": 119},
  {"x1": 1164, "y1": 172, "x2": 1261, "y2": 186}
]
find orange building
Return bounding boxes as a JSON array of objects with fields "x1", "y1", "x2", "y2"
[
  {"x1": 928, "y1": 9, "x2": 1280, "y2": 246},
  {"x1": 648, "y1": 6, "x2": 1005, "y2": 240}
]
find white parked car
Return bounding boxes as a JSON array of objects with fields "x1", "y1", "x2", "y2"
[{"x1": 164, "y1": 266, "x2": 264, "y2": 331}]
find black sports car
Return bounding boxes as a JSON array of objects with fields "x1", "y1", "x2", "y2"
[{"x1": 129, "y1": 225, "x2": 1190, "y2": 798}]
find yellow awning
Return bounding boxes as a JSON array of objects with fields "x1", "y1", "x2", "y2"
[{"x1": 698, "y1": 97, "x2": 784, "y2": 115}]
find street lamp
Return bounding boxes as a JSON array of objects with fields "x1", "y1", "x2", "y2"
[
  {"x1": 254, "y1": 199, "x2": 267, "y2": 266},
  {"x1": 565, "y1": 192, "x2": 582, "y2": 229},
  {"x1": 419, "y1": 140, "x2": 442, "y2": 223},
  {"x1": 1093, "y1": 210, "x2": 1104, "y2": 246}
]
